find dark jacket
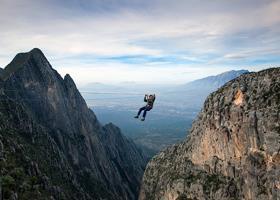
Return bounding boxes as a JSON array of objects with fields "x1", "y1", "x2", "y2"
[{"x1": 144, "y1": 95, "x2": 156, "y2": 108}]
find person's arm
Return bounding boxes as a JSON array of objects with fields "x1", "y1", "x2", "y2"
[
  {"x1": 153, "y1": 94, "x2": 156, "y2": 101},
  {"x1": 144, "y1": 94, "x2": 148, "y2": 102}
]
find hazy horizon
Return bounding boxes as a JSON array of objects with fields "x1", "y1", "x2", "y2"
[{"x1": 1, "y1": 0, "x2": 280, "y2": 86}]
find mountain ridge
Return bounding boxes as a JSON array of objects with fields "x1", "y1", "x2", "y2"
[
  {"x1": 0, "y1": 48, "x2": 46, "y2": 81},
  {"x1": 0, "y1": 48, "x2": 146, "y2": 200},
  {"x1": 180, "y1": 69, "x2": 250, "y2": 90}
]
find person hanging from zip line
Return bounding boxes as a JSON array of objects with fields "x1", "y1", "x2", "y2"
[{"x1": 134, "y1": 94, "x2": 156, "y2": 121}]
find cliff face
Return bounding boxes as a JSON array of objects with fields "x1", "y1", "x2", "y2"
[
  {"x1": 0, "y1": 48, "x2": 146, "y2": 200},
  {"x1": 140, "y1": 68, "x2": 280, "y2": 200}
]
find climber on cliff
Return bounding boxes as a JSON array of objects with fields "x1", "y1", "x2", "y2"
[{"x1": 134, "y1": 94, "x2": 156, "y2": 121}]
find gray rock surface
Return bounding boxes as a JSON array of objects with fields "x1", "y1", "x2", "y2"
[
  {"x1": 140, "y1": 68, "x2": 280, "y2": 200},
  {"x1": 0, "y1": 68, "x2": 4, "y2": 80},
  {"x1": 0, "y1": 48, "x2": 146, "y2": 200}
]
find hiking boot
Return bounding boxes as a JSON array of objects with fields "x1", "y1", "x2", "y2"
[
  {"x1": 141, "y1": 117, "x2": 145, "y2": 121},
  {"x1": 134, "y1": 116, "x2": 139, "y2": 118}
]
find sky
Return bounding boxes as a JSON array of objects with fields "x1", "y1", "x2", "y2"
[{"x1": 0, "y1": 0, "x2": 280, "y2": 86}]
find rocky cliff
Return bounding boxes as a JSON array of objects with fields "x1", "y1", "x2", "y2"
[
  {"x1": 0, "y1": 48, "x2": 146, "y2": 200},
  {"x1": 140, "y1": 68, "x2": 280, "y2": 200}
]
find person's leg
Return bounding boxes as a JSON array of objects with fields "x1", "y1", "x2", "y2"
[
  {"x1": 135, "y1": 106, "x2": 146, "y2": 118},
  {"x1": 142, "y1": 109, "x2": 148, "y2": 118},
  {"x1": 142, "y1": 107, "x2": 152, "y2": 119}
]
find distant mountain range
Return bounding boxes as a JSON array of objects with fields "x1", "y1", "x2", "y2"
[
  {"x1": 161, "y1": 69, "x2": 251, "y2": 109},
  {"x1": 80, "y1": 69, "x2": 251, "y2": 108},
  {"x1": 180, "y1": 69, "x2": 250, "y2": 91}
]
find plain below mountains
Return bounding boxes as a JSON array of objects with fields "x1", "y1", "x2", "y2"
[
  {"x1": 83, "y1": 70, "x2": 250, "y2": 155},
  {"x1": 0, "y1": 48, "x2": 147, "y2": 200}
]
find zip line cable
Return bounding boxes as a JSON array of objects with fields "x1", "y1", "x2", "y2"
[
  {"x1": 80, "y1": 91, "x2": 143, "y2": 95},
  {"x1": 0, "y1": 88, "x2": 160, "y2": 102},
  {"x1": 0, "y1": 96, "x2": 139, "y2": 102},
  {"x1": 1, "y1": 89, "x2": 146, "y2": 96}
]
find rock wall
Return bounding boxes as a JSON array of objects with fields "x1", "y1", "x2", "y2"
[
  {"x1": 0, "y1": 48, "x2": 146, "y2": 200},
  {"x1": 140, "y1": 68, "x2": 280, "y2": 200}
]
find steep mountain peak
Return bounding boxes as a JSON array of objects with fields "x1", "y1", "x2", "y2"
[
  {"x1": 103, "y1": 123, "x2": 122, "y2": 136},
  {"x1": 104, "y1": 122, "x2": 119, "y2": 128},
  {"x1": 64, "y1": 73, "x2": 77, "y2": 88},
  {"x1": 0, "y1": 49, "x2": 146, "y2": 200},
  {"x1": 2, "y1": 48, "x2": 50, "y2": 81},
  {"x1": 29, "y1": 47, "x2": 44, "y2": 56},
  {"x1": 7, "y1": 48, "x2": 45, "y2": 68}
]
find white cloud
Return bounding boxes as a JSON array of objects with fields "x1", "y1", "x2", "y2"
[
  {"x1": 56, "y1": 62, "x2": 236, "y2": 87},
  {"x1": 0, "y1": 0, "x2": 279, "y2": 84}
]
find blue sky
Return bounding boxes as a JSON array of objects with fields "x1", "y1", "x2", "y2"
[{"x1": 0, "y1": 0, "x2": 279, "y2": 85}]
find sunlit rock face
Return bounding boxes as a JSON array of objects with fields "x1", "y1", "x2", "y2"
[
  {"x1": 0, "y1": 48, "x2": 146, "y2": 200},
  {"x1": 140, "y1": 68, "x2": 280, "y2": 200}
]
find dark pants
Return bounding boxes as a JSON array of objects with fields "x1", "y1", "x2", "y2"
[{"x1": 137, "y1": 106, "x2": 152, "y2": 118}]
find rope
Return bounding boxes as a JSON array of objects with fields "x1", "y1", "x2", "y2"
[
  {"x1": 0, "y1": 88, "x2": 161, "y2": 105},
  {"x1": 80, "y1": 91, "x2": 143, "y2": 95},
  {"x1": 1, "y1": 89, "x2": 143, "y2": 94},
  {"x1": 0, "y1": 96, "x2": 139, "y2": 102},
  {"x1": 1, "y1": 89, "x2": 145, "y2": 95}
]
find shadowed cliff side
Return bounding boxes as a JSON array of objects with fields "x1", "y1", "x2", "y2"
[
  {"x1": 0, "y1": 48, "x2": 146, "y2": 200},
  {"x1": 140, "y1": 68, "x2": 280, "y2": 200}
]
